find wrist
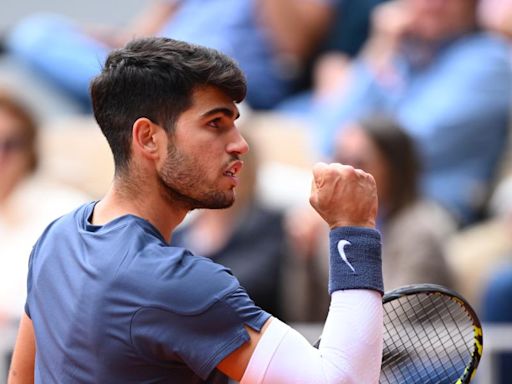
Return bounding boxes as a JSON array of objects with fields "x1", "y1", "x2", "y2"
[
  {"x1": 329, "y1": 219, "x2": 376, "y2": 230},
  {"x1": 328, "y1": 227, "x2": 383, "y2": 295}
]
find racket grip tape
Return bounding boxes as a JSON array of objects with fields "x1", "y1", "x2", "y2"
[{"x1": 328, "y1": 227, "x2": 384, "y2": 295}]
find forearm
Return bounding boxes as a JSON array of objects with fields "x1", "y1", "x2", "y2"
[
  {"x1": 242, "y1": 227, "x2": 384, "y2": 383},
  {"x1": 86, "y1": 1, "x2": 178, "y2": 48},
  {"x1": 358, "y1": 0, "x2": 413, "y2": 81},
  {"x1": 125, "y1": 1, "x2": 178, "y2": 38},
  {"x1": 257, "y1": 0, "x2": 333, "y2": 59},
  {"x1": 242, "y1": 291, "x2": 382, "y2": 383}
]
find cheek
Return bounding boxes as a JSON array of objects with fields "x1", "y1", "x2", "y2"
[
  {"x1": 368, "y1": 163, "x2": 389, "y2": 198},
  {"x1": 174, "y1": 139, "x2": 227, "y2": 181},
  {"x1": 374, "y1": 172, "x2": 387, "y2": 198},
  {"x1": 0, "y1": 156, "x2": 29, "y2": 185},
  {"x1": 415, "y1": 18, "x2": 444, "y2": 39},
  {"x1": 190, "y1": 151, "x2": 221, "y2": 182}
]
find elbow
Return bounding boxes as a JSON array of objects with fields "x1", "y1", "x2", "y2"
[{"x1": 319, "y1": 345, "x2": 382, "y2": 383}]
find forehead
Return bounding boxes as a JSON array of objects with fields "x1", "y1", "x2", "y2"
[{"x1": 340, "y1": 126, "x2": 373, "y2": 150}]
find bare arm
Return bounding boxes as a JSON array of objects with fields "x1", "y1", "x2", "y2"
[
  {"x1": 359, "y1": 0, "x2": 416, "y2": 81},
  {"x1": 257, "y1": 0, "x2": 335, "y2": 60},
  {"x1": 8, "y1": 313, "x2": 35, "y2": 384},
  {"x1": 87, "y1": 1, "x2": 179, "y2": 48},
  {"x1": 125, "y1": 1, "x2": 179, "y2": 39}
]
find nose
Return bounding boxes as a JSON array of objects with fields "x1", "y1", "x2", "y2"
[{"x1": 227, "y1": 130, "x2": 249, "y2": 156}]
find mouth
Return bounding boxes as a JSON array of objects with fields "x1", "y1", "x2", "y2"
[{"x1": 223, "y1": 160, "x2": 243, "y2": 183}]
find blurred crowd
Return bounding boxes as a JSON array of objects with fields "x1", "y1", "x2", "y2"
[{"x1": 1, "y1": 0, "x2": 512, "y2": 381}]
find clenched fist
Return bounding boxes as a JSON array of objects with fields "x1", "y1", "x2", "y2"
[{"x1": 309, "y1": 162, "x2": 378, "y2": 229}]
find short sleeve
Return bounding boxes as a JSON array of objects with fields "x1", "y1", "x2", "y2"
[{"x1": 130, "y1": 272, "x2": 270, "y2": 380}]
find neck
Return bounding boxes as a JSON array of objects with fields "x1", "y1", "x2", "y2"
[{"x1": 92, "y1": 176, "x2": 188, "y2": 243}]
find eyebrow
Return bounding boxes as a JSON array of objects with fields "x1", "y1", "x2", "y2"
[{"x1": 200, "y1": 107, "x2": 240, "y2": 120}]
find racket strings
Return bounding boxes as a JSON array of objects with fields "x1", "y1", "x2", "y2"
[
  {"x1": 438, "y1": 295, "x2": 473, "y2": 372},
  {"x1": 382, "y1": 296, "x2": 448, "y2": 382},
  {"x1": 380, "y1": 293, "x2": 475, "y2": 384},
  {"x1": 418, "y1": 295, "x2": 464, "y2": 379},
  {"x1": 384, "y1": 302, "x2": 431, "y2": 381},
  {"x1": 383, "y1": 296, "x2": 473, "y2": 383}
]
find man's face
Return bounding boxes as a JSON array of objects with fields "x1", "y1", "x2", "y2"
[
  {"x1": 407, "y1": 0, "x2": 477, "y2": 42},
  {"x1": 157, "y1": 86, "x2": 248, "y2": 210}
]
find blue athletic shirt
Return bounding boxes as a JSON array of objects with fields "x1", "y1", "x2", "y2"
[{"x1": 25, "y1": 202, "x2": 271, "y2": 383}]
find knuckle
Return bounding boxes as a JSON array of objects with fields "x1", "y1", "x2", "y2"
[
  {"x1": 354, "y1": 168, "x2": 365, "y2": 175},
  {"x1": 343, "y1": 165, "x2": 358, "y2": 178},
  {"x1": 323, "y1": 166, "x2": 338, "y2": 179}
]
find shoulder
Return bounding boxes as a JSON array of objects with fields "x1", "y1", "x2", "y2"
[
  {"x1": 444, "y1": 32, "x2": 511, "y2": 70},
  {"x1": 126, "y1": 244, "x2": 242, "y2": 314},
  {"x1": 32, "y1": 202, "x2": 92, "y2": 248},
  {"x1": 125, "y1": 243, "x2": 269, "y2": 328},
  {"x1": 384, "y1": 200, "x2": 457, "y2": 242},
  {"x1": 458, "y1": 32, "x2": 509, "y2": 53}
]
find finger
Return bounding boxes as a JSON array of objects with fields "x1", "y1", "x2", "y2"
[
  {"x1": 312, "y1": 162, "x2": 329, "y2": 189},
  {"x1": 354, "y1": 168, "x2": 368, "y2": 177}
]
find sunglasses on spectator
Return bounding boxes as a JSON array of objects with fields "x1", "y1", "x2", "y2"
[{"x1": 0, "y1": 137, "x2": 27, "y2": 155}]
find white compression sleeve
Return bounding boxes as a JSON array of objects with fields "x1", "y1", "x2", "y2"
[{"x1": 240, "y1": 289, "x2": 383, "y2": 384}]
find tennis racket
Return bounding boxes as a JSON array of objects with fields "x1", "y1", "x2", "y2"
[
  {"x1": 314, "y1": 284, "x2": 483, "y2": 383},
  {"x1": 380, "y1": 284, "x2": 482, "y2": 384}
]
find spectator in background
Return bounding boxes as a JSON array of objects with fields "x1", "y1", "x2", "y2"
[
  {"x1": 333, "y1": 116, "x2": 456, "y2": 290},
  {"x1": 5, "y1": 0, "x2": 343, "y2": 111},
  {"x1": 281, "y1": 0, "x2": 512, "y2": 226},
  {"x1": 171, "y1": 134, "x2": 287, "y2": 319},
  {"x1": 0, "y1": 90, "x2": 88, "y2": 325}
]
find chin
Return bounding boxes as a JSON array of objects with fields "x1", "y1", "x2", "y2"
[
  {"x1": 196, "y1": 190, "x2": 235, "y2": 210},
  {"x1": 201, "y1": 201, "x2": 234, "y2": 210}
]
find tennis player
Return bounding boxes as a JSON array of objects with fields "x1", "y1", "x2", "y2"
[{"x1": 8, "y1": 37, "x2": 384, "y2": 383}]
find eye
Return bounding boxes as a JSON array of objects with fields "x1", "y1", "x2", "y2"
[
  {"x1": 207, "y1": 117, "x2": 233, "y2": 131},
  {"x1": 207, "y1": 117, "x2": 222, "y2": 128}
]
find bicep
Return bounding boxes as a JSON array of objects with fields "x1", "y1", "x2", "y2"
[{"x1": 8, "y1": 313, "x2": 35, "y2": 384}]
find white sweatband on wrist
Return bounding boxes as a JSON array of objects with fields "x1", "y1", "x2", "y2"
[{"x1": 240, "y1": 289, "x2": 383, "y2": 384}]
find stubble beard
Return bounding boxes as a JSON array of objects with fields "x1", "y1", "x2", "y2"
[{"x1": 157, "y1": 142, "x2": 235, "y2": 211}]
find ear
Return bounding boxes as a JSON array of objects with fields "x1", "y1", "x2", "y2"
[{"x1": 132, "y1": 118, "x2": 167, "y2": 162}]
